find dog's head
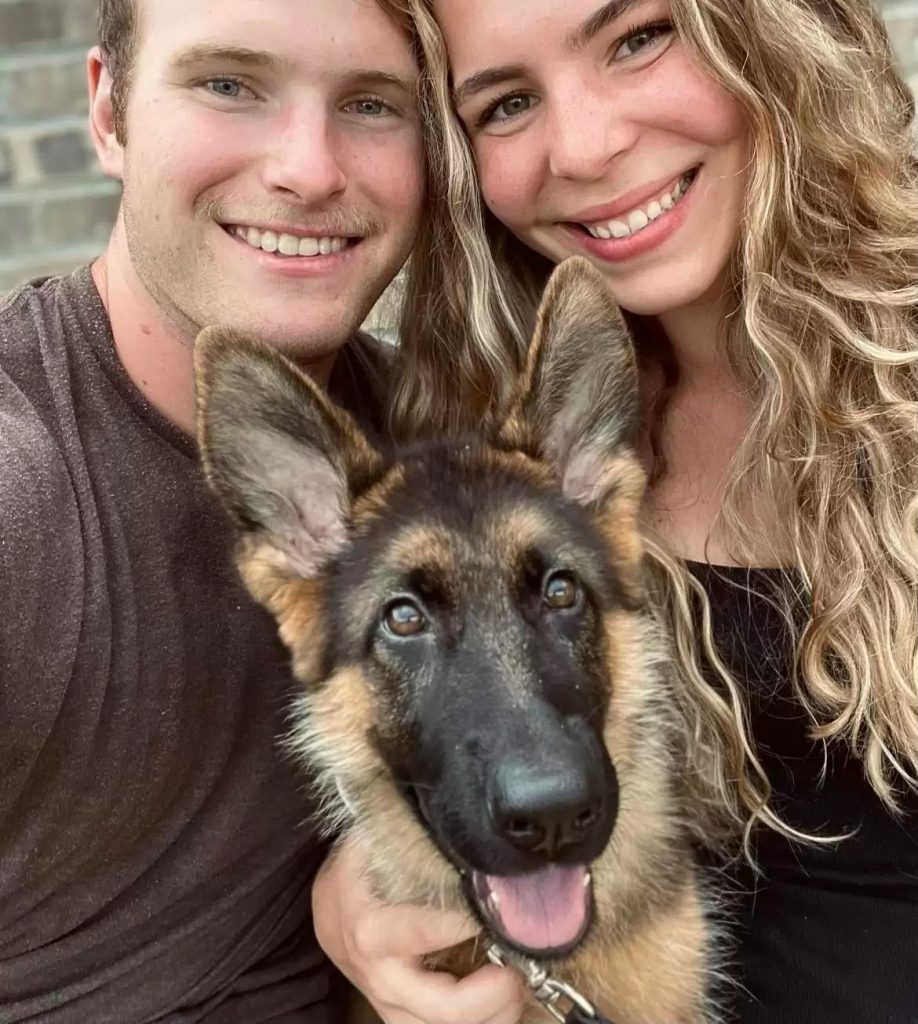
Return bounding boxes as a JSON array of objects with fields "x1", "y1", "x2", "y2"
[{"x1": 196, "y1": 258, "x2": 681, "y2": 961}]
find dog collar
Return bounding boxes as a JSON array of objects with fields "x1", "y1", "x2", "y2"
[{"x1": 486, "y1": 941, "x2": 617, "y2": 1024}]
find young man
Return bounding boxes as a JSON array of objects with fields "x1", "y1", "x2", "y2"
[{"x1": 0, "y1": 0, "x2": 425, "y2": 1019}]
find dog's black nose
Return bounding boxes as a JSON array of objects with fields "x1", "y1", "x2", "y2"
[{"x1": 489, "y1": 759, "x2": 605, "y2": 858}]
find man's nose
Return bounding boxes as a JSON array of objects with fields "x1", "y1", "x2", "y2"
[
  {"x1": 260, "y1": 106, "x2": 348, "y2": 204},
  {"x1": 545, "y1": 90, "x2": 637, "y2": 182}
]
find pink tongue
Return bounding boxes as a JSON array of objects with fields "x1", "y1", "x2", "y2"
[{"x1": 486, "y1": 865, "x2": 589, "y2": 951}]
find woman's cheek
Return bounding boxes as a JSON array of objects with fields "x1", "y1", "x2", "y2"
[{"x1": 477, "y1": 145, "x2": 533, "y2": 232}]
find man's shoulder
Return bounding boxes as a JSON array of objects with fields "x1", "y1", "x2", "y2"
[
  {"x1": 0, "y1": 282, "x2": 42, "y2": 366},
  {"x1": 0, "y1": 278, "x2": 80, "y2": 558},
  {"x1": 1, "y1": 272, "x2": 83, "y2": 384},
  {"x1": 1, "y1": 275, "x2": 69, "y2": 442},
  {"x1": 0, "y1": 420, "x2": 77, "y2": 619},
  {"x1": 0, "y1": 389, "x2": 74, "y2": 531},
  {"x1": 1, "y1": 273, "x2": 64, "y2": 330},
  {"x1": 0, "y1": 265, "x2": 102, "y2": 437}
]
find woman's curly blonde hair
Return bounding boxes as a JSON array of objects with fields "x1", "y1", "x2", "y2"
[{"x1": 385, "y1": 0, "x2": 918, "y2": 846}]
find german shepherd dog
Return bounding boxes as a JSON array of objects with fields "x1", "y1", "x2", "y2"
[{"x1": 194, "y1": 259, "x2": 716, "y2": 1023}]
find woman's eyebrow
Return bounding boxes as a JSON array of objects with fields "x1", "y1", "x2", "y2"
[
  {"x1": 452, "y1": 0, "x2": 647, "y2": 104},
  {"x1": 567, "y1": 0, "x2": 644, "y2": 51},
  {"x1": 453, "y1": 65, "x2": 526, "y2": 106}
]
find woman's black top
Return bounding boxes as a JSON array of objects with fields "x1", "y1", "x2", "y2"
[{"x1": 691, "y1": 563, "x2": 918, "y2": 1023}]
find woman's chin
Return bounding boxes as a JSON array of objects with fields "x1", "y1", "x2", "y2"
[
  {"x1": 511, "y1": 229, "x2": 730, "y2": 319},
  {"x1": 583, "y1": 261, "x2": 730, "y2": 320}
]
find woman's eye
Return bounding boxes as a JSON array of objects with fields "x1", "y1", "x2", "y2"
[
  {"x1": 613, "y1": 23, "x2": 672, "y2": 60},
  {"x1": 482, "y1": 92, "x2": 539, "y2": 127}
]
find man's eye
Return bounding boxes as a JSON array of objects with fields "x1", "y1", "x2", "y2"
[
  {"x1": 204, "y1": 77, "x2": 249, "y2": 99},
  {"x1": 346, "y1": 97, "x2": 395, "y2": 117}
]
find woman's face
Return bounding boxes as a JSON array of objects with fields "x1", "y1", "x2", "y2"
[{"x1": 436, "y1": 0, "x2": 750, "y2": 317}]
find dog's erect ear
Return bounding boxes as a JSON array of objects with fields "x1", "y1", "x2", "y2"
[
  {"x1": 498, "y1": 257, "x2": 640, "y2": 506},
  {"x1": 194, "y1": 328, "x2": 382, "y2": 579}
]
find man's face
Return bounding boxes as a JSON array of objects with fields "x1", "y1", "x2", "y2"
[{"x1": 109, "y1": 0, "x2": 424, "y2": 353}]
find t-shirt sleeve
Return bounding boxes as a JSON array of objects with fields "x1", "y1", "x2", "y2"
[{"x1": 0, "y1": 379, "x2": 83, "y2": 777}]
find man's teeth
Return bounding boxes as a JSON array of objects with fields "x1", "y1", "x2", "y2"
[
  {"x1": 233, "y1": 225, "x2": 348, "y2": 257},
  {"x1": 584, "y1": 172, "x2": 694, "y2": 240}
]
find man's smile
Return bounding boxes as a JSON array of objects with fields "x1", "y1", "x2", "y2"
[{"x1": 223, "y1": 222, "x2": 357, "y2": 257}]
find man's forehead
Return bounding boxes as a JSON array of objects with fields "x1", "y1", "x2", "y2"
[{"x1": 137, "y1": 0, "x2": 416, "y2": 72}]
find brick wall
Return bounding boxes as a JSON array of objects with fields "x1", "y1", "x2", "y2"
[
  {"x1": 2, "y1": 0, "x2": 918, "y2": 298},
  {"x1": 1, "y1": 0, "x2": 121, "y2": 294}
]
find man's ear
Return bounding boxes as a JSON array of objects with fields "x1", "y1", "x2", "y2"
[
  {"x1": 87, "y1": 47, "x2": 124, "y2": 180},
  {"x1": 498, "y1": 257, "x2": 641, "y2": 507},
  {"x1": 194, "y1": 328, "x2": 383, "y2": 580}
]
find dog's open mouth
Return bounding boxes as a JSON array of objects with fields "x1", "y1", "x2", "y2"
[{"x1": 468, "y1": 864, "x2": 593, "y2": 958}]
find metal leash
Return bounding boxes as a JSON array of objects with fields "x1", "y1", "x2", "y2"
[{"x1": 486, "y1": 942, "x2": 618, "y2": 1024}]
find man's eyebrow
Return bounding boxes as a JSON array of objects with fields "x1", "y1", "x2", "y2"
[
  {"x1": 169, "y1": 48, "x2": 416, "y2": 93},
  {"x1": 169, "y1": 45, "x2": 289, "y2": 73},
  {"x1": 452, "y1": 65, "x2": 527, "y2": 106},
  {"x1": 452, "y1": 0, "x2": 646, "y2": 105},
  {"x1": 567, "y1": 0, "x2": 644, "y2": 51},
  {"x1": 341, "y1": 69, "x2": 418, "y2": 95}
]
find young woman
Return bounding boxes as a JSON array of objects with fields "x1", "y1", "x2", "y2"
[{"x1": 313, "y1": 1, "x2": 918, "y2": 1021}]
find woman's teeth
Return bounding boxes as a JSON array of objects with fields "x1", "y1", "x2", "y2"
[
  {"x1": 583, "y1": 171, "x2": 696, "y2": 240},
  {"x1": 232, "y1": 225, "x2": 349, "y2": 257}
]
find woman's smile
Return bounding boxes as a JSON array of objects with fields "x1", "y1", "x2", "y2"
[{"x1": 560, "y1": 164, "x2": 699, "y2": 262}]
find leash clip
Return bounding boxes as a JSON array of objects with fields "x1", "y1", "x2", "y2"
[{"x1": 486, "y1": 941, "x2": 600, "y2": 1023}]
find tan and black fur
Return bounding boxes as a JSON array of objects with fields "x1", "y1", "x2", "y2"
[{"x1": 194, "y1": 259, "x2": 720, "y2": 1024}]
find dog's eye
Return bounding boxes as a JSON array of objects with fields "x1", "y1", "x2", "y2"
[
  {"x1": 383, "y1": 600, "x2": 427, "y2": 637},
  {"x1": 544, "y1": 572, "x2": 580, "y2": 610}
]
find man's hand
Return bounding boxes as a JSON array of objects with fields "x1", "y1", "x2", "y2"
[{"x1": 313, "y1": 836, "x2": 527, "y2": 1024}]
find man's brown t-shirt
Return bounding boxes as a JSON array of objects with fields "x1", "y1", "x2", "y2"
[{"x1": 0, "y1": 268, "x2": 384, "y2": 1022}]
